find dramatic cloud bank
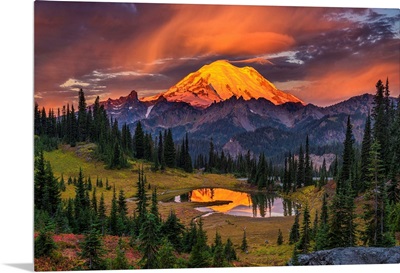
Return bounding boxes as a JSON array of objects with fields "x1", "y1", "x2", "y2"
[{"x1": 34, "y1": 2, "x2": 400, "y2": 109}]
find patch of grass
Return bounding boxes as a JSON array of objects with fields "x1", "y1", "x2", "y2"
[{"x1": 44, "y1": 144, "x2": 243, "y2": 215}]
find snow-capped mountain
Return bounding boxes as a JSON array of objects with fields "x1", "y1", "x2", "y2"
[
  {"x1": 141, "y1": 60, "x2": 304, "y2": 108},
  {"x1": 96, "y1": 59, "x2": 383, "y2": 159}
]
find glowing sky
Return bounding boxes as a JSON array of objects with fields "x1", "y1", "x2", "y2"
[{"x1": 34, "y1": 1, "x2": 400, "y2": 109}]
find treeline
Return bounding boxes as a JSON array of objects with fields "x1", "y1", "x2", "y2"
[
  {"x1": 194, "y1": 135, "x2": 334, "y2": 192},
  {"x1": 194, "y1": 139, "x2": 282, "y2": 191},
  {"x1": 34, "y1": 89, "x2": 193, "y2": 172},
  {"x1": 287, "y1": 78, "x2": 400, "y2": 263},
  {"x1": 34, "y1": 161, "x2": 238, "y2": 269}
]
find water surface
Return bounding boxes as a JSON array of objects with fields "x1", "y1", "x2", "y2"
[{"x1": 174, "y1": 188, "x2": 297, "y2": 218}]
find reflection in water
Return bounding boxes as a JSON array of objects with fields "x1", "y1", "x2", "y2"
[{"x1": 174, "y1": 188, "x2": 297, "y2": 218}]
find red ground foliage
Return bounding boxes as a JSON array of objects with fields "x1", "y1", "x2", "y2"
[{"x1": 34, "y1": 233, "x2": 141, "y2": 271}]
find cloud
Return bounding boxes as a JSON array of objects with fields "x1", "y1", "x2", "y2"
[
  {"x1": 229, "y1": 57, "x2": 274, "y2": 65},
  {"x1": 60, "y1": 78, "x2": 90, "y2": 88},
  {"x1": 34, "y1": 2, "x2": 399, "y2": 109}
]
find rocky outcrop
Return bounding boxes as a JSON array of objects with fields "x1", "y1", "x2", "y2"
[{"x1": 293, "y1": 247, "x2": 400, "y2": 265}]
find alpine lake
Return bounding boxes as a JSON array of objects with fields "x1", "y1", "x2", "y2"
[{"x1": 163, "y1": 187, "x2": 298, "y2": 218}]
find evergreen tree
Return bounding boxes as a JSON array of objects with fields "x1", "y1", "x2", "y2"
[
  {"x1": 98, "y1": 193, "x2": 107, "y2": 235},
  {"x1": 297, "y1": 144, "x2": 305, "y2": 188},
  {"x1": 164, "y1": 129, "x2": 176, "y2": 168},
  {"x1": 240, "y1": 229, "x2": 248, "y2": 252},
  {"x1": 189, "y1": 218, "x2": 210, "y2": 268},
  {"x1": 320, "y1": 193, "x2": 329, "y2": 226},
  {"x1": 151, "y1": 137, "x2": 160, "y2": 172},
  {"x1": 109, "y1": 186, "x2": 119, "y2": 235},
  {"x1": 117, "y1": 189, "x2": 128, "y2": 235},
  {"x1": 91, "y1": 187, "x2": 98, "y2": 214},
  {"x1": 34, "y1": 151, "x2": 61, "y2": 216},
  {"x1": 256, "y1": 153, "x2": 267, "y2": 190},
  {"x1": 211, "y1": 231, "x2": 224, "y2": 267},
  {"x1": 121, "y1": 123, "x2": 133, "y2": 156},
  {"x1": 223, "y1": 238, "x2": 237, "y2": 263},
  {"x1": 388, "y1": 95, "x2": 400, "y2": 203},
  {"x1": 158, "y1": 238, "x2": 177, "y2": 268},
  {"x1": 135, "y1": 167, "x2": 147, "y2": 225},
  {"x1": 74, "y1": 168, "x2": 91, "y2": 232},
  {"x1": 111, "y1": 237, "x2": 130, "y2": 270},
  {"x1": 134, "y1": 121, "x2": 145, "y2": 159},
  {"x1": 161, "y1": 210, "x2": 184, "y2": 252},
  {"x1": 315, "y1": 194, "x2": 330, "y2": 251},
  {"x1": 108, "y1": 140, "x2": 127, "y2": 169},
  {"x1": 304, "y1": 135, "x2": 313, "y2": 186},
  {"x1": 360, "y1": 113, "x2": 372, "y2": 192},
  {"x1": 158, "y1": 131, "x2": 165, "y2": 170},
  {"x1": 372, "y1": 79, "x2": 390, "y2": 175},
  {"x1": 289, "y1": 212, "x2": 300, "y2": 244},
  {"x1": 328, "y1": 181, "x2": 357, "y2": 248},
  {"x1": 77, "y1": 89, "x2": 87, "y2": 142},
  {"x1": 277, "y1": 229, "x2": 283, "y2": 245},
  {"x1": 296, "y1": 204, "x2": 311, "y2": 254},
  {"x1": 69, "y1": 104, "x2": 77, "y2": 147},
  {"x1": 312, "y1": 210, "x2": 319, "y2": 240},
  {"x1": 34, "y1": 224, "x2": 57, "y2": 258},
  {"x1": 183, "y1": 133, "x2": 193, "y2": 173},
  {"x1": 318, "y1": 159, "x2": 327, "y2": 190},
  {"x1": 362, "y1": 140, "x2": 395, "y2": 246},
  {"x1": 182, "y1": 221, "x2": 197, "y2": 253},
  {"x1": 118, "y1": 189, "x2": 128, "y2": 219},
  {"x1": 139, "y1": 213, "x2": 161, "y2": 269},
  {"x1": 144, "y1": 133, "x2": 153, "y2": 161},
  {"x1": 283, "y1": 157, "x2": 289, "y2": 193},
  {"x1": 150, "y1": 187, "x2": 160, "y2": 221},
  {"x1": 59, "y1": 174, "x2": 66, "y2": 192},
  {"x1": 79, "y1": 224, "x2": 106, "y2": 270},
  {"x1": 339, "y1": 116, "x2": 354, "y2": 191}
]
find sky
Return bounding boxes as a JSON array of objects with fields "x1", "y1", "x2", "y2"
[{"x1": 34, "y1": 1, "x2": 400, "y2": 109}]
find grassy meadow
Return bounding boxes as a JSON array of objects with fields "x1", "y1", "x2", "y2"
[{"x1": 41, "y1": 143, "x2": 322, "y2": 266}]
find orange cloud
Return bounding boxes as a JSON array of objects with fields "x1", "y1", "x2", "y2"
[
  {"x1": 113, "y1": 5, "x2": 347, "y2": 73},
  {"x1": 286, "y1": 62, "x2": 400, "y2": 106}
]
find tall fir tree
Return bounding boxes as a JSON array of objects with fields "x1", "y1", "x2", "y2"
[
  {"x1": 339, "y1": 116, "x2": 355, "y2": 192},
  {"x1": 297, "y1": 144, "x2": 305, "y2": 189},
  {"x1": 157, "y1": 131, "x2": 165, "y2": 170},
  {"x1": 328, "y1": 181, "x2": 357, "y2": 248},
  {"x1": 296, "y1": 205, "x2": 311, "y2": 254},
  {"x1": 161, "y1": 210, "x2": 185, "y2": 252},
  {"x1": 360, "y1": 113, "x2": 372, "y2": 193},
  {"x1": 315, "y1": 193, "x2": 329, "y2": 250},
  {"x1": 109, "y1": 185, "x2": 119, "y2": 235},
  {"x1": 362, "y1": 140, "x2": 395, "y2": 247},
  {"x1": 134, "y1": 121, "x2": 145, "y2": 159},
  {"x1": 164, "y1": 129, "x2": 176, "y2": 168},
  {"x1": 304, "y1": 135, "x2": 313, "y2": 186},
  {"x1": 372, "y1": 79, "x2": 390, "y2": 175},
  {"x1": 139, "y1": 213, "x2": 161, "y2": 269},
  {"x1": 77, "y1": 89, "x2": 87, "y2": 142},
  {"x1": 79, "y1": 224, "x2": 106, "y2": 270},
  {"x1": 189, "y1": 218, "x2": 210, "y2": 268},
  {"x1": 289, "y1": 212, "x2": 300, "y2": 244}
]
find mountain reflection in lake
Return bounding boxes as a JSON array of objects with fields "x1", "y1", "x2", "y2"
[{"x1": 174, "y1": 188, "x2": 297, "y2": 218}]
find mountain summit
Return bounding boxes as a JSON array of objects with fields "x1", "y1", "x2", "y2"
[{"x1": 142, "y1": 60, "x2": 304, "y2": 108}]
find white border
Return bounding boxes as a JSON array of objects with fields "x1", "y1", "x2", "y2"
[{"x1": 0, "y1": 1, "x2": 398, "y2": 273}]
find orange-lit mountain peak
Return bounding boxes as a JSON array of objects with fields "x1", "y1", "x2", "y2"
[{"x1": 141, "y1": 60, "x2": 305, "y2": 108}]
